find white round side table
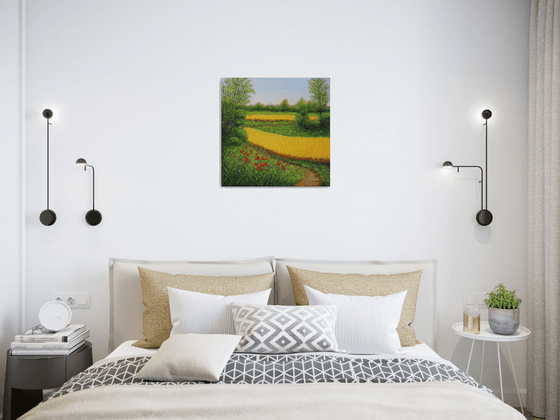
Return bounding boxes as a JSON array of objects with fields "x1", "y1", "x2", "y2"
[{"x1": 452, "y1": 321, "x2": 530, "y2": 414}]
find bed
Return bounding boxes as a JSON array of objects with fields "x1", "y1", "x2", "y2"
[{"x1": 20, "y1": 257, "x2": 524, "y2": 419}]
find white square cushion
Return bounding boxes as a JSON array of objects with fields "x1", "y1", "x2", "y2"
[
  {"x1": 304, "y1": 285, "x2": 406, "y2": 354},
  {"x1": 135, "y1": 334, "x2": 241, "y2": 382},
  {"x1": 168, "y1": 287, "x2": 271, "y2": 336}
]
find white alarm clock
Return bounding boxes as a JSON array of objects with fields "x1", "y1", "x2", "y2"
[{"x1": 38, "y1": 300, "x2": 73, "y2": 331}]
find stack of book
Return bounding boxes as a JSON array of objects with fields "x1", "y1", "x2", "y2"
[{"x1": 11, "y1": 324, "x2": 89, "y2": 356}]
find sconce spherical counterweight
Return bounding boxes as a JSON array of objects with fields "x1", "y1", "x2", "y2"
[
  {"x1": 40, "y1": 109, "x2": 56, "y2": 226},
  {"x1": 85, "y1": 210, "x2": 102, "y2": 226},
  {"x1": 76, "y1": 158, "x2": 102, "y2": 226},
  {"x1": 39, "y1": 209, "x2": 57, "y2": 226},
  {"x1": 476, "y1": 209, "x2": 493, "y2": 226}
]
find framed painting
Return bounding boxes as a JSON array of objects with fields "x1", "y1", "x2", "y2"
[{"x1": 221, "y1": 78, "x2": 330, "y2": 187}]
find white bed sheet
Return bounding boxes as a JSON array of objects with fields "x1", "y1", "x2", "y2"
[{"x1": 105, "y1": 339, "x2": 445, "y2": 364}]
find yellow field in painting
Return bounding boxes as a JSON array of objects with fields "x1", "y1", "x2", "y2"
[
  {"x1": 244, "y1": 127, "x2": 330, "y2": 162},
  {"x1": 245, "y1": 114, "x2": 318, "y2": 122}
]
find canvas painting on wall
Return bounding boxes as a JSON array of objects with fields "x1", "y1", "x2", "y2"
[{"x1": 221, "y1": 78, "x2": 330, "y2": 187}]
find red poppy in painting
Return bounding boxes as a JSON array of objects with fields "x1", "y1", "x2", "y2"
[
  {"x1": 277, "y1": 162, "x2": 281, "y2": 166},
  {"x1": 254, "y1": 163, "x2": 258, "y2": 166},
  {"x1": 255, "y1": 156, "x2": 260, "y2": 160},
  {"x1": 245, "y1": 158, "x2": 249, "y2": 164},
  {"x1": 257, "y1": 167, "x2": 263, "y2": 171},
  {"x1": 263, "y1": 163, "x2": 268, "y2": 166},
  {"x1": 282, "y1": 166, "x2": 286, "y2": 171}
]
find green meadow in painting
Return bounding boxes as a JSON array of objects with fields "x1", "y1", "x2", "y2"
[{"x1": 221, "y1": 78, "x2": 330, "y2": 187}]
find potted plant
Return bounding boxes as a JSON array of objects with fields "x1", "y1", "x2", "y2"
[{"x1": 483, "y1": 283, "x2": 521, "y2": 335}]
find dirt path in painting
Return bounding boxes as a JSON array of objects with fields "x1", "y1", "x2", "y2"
[{"x1": 293, "y1": 165, "x2": 322, "y2": 186}]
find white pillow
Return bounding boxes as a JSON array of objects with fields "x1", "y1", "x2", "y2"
[
  {"x1": 135, "y1": 334, "x2": 241, "y2": 382},
  {"x1": 168, "y1": 287, "x2": 271, "y2": 336},
  {"x1": 304, "y1": 285, "x2": 407, "y2": 354}
]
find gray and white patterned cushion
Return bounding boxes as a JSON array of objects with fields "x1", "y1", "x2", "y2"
[{"x1": 231, "y1": 304, "x2": 339, "y2": 353}]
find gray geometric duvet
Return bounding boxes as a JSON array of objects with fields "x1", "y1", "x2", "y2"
[{"x1": 48, "y1": 353, "x2": 494, "y2": 401}]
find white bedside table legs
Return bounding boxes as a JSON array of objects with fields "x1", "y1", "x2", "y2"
[
  {"x1": 466, "y1": 339, "x2": 475, "y2": 373},
  {"x1": 507, "y1": 343, "x2": 524, "y2": 415},
  {"x1": 480, "y1": 341, "x2": 485, "y2": 382},
  {"x1": 497, "y1": 342, "x2": 503, "y2": 402},
  {"x1": 465, "y1": 339, "x2": 524, "y2": 415}
]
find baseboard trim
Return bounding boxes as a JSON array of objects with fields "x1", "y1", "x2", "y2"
[{"x1": 501, "y1": 389, "x2": 526, "y2": 408}]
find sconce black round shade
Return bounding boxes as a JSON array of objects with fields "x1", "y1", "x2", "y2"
[
  {"x1": 442, "y1": 161, "x2": 453, "y2": 168},
  {"x1": 76, "y1": 158, "x2": 87, "y2": 165},
  {"x1": 481, "y1": 109, "x2": 492, "y2": 120},
  {"x1": 85, "y1": 209, "x2": 102, "y2": 226},
  {"x1": 40, "y1": 209, "x2": 57, "y2": 226},
  {"x1": 476, "y1": 209, "x2": 493, "y2": 226},
  {"x1": 42, "y1": 109, "x2": 53, "y2": 119}
]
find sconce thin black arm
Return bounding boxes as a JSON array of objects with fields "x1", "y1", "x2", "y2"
[
  {"x1": 40, "y1": 109, "x2": 57, "y2": 226},
  {"x1": 76, "y1": 158, "x2": 102, "y2": 226},
  {"x1": 482, "y1": 109, "x2": 492, "y2": 210},
  {"x1": 442, "y1": 162, "x2": 483, "y2": 211},
  {"x1": 442, "y1": 109, "x2": 493, "y2": 226}
]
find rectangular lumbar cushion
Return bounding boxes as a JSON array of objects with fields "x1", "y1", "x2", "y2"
[
  {"x1": 134, "y1": 267, "x2": 274, "y2": 348},
  {"x1": 168, "y1": 287, "x2": 271, "y2": 336},
  {"x1": 231, "y1": 304, "x2": 339, "y2": 353},
  {"x1": 305, "y1": 285, "x2": 406, "y2": 354},
  {"x1": 135, "y1": 334, "x2": 241, "y2": 382},
  {"x1": 287, "y1": 266, "x2": 421, "y2": 346}
]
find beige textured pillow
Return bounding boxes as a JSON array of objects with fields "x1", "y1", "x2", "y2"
[
  {"x1": 133, "y1": 267, "x2": 274, "y2": 348},
  {"x1": 287, "y1": 266, "x2": 422, "y2": 347},
  {"x1": 135, "y1": 334, "x2": 241, "y2": 382}
]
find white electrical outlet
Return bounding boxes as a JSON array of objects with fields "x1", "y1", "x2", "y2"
[{"x1": 51, "y1": 293, "x2": 90, "y2": 308}]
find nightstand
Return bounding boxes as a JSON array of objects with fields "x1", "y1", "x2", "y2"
[
  {"x1": 2, "y1": 341, "x2": 93, "y2": 420},
  {"x1": 452, "y1": 322, "x2": 530, "y2": 414}
]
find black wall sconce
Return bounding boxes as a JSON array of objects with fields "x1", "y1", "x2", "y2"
[
  {"x1": 443, "y1": 109, "x2": 493, "y2": 226},
  {"x1": 40, "y1": 109, "x2": 57, "y2": 226},
  {"x1": 76, "y1": 158, "x2": 102, "y2": 226}
]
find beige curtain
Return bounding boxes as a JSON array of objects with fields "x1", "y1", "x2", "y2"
[{"x1": 528, "y1": 0, "x2": 560, "y2": 419}]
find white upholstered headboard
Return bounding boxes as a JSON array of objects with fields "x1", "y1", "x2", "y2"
[{"x1": 109, "y1": 257, "x2": 437, "y2": 352}]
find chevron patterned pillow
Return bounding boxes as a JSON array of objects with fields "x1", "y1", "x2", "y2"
[{"x1": 231, "y1": 304, "x2": 340, "y2": 353}]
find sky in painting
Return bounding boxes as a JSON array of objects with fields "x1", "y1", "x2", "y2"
[{"x1": 248, "y1": 78, "x2": 312, "y2": 106}]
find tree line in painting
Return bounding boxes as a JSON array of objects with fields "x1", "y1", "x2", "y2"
[{"x1": 221, "y1": 78, "x2": 330, "y2": 187}]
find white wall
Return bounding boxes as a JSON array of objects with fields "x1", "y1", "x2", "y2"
[
  {"x1": 0, "y1": 0, "x2": 23, "y2": 409},
  {"x1": 20, "y1": 0, "x2": 530, "y2": 406}
]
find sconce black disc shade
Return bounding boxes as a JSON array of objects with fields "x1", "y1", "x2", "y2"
[
  {"x1": 476, "y1": 209, "x2": 493, "y2": 226},
  {"x1": 481, "y1": 109, "x2": 492, "y2": 120},
  {"x1": 40, "y1": 209, "x2": 57, "y2": 226},
  {"x1": 76, "y1": 158, "x2": 87, "y2": 165},
  {"x1": 85, "y1": 209, "x2": 102, "y2": 226},
  {"x1": 442, "y1": 161, "x2": 453, "y2": 168},
  {"x1": 42, "y1": 109, "x2": 53, "y2": 119}
]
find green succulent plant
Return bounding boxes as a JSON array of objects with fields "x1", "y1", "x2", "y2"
[{"x1": 483, "y1": 283, "x2": 522, "y2": 310}]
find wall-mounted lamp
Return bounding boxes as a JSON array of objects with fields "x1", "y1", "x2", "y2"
[
  {"x1": 443, "y1": 109, "x2": 493, "y2": 226},
  {"x1": 40, "y1": 109, "x2": 57, "y2": 226},
  {"x1": 76, "y1": 158, "x2": 102, "y2": 226}
]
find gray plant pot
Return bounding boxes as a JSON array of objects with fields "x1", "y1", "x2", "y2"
[{"x1": 488, "y1": 307, "x2": 520, "y2": 335}]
